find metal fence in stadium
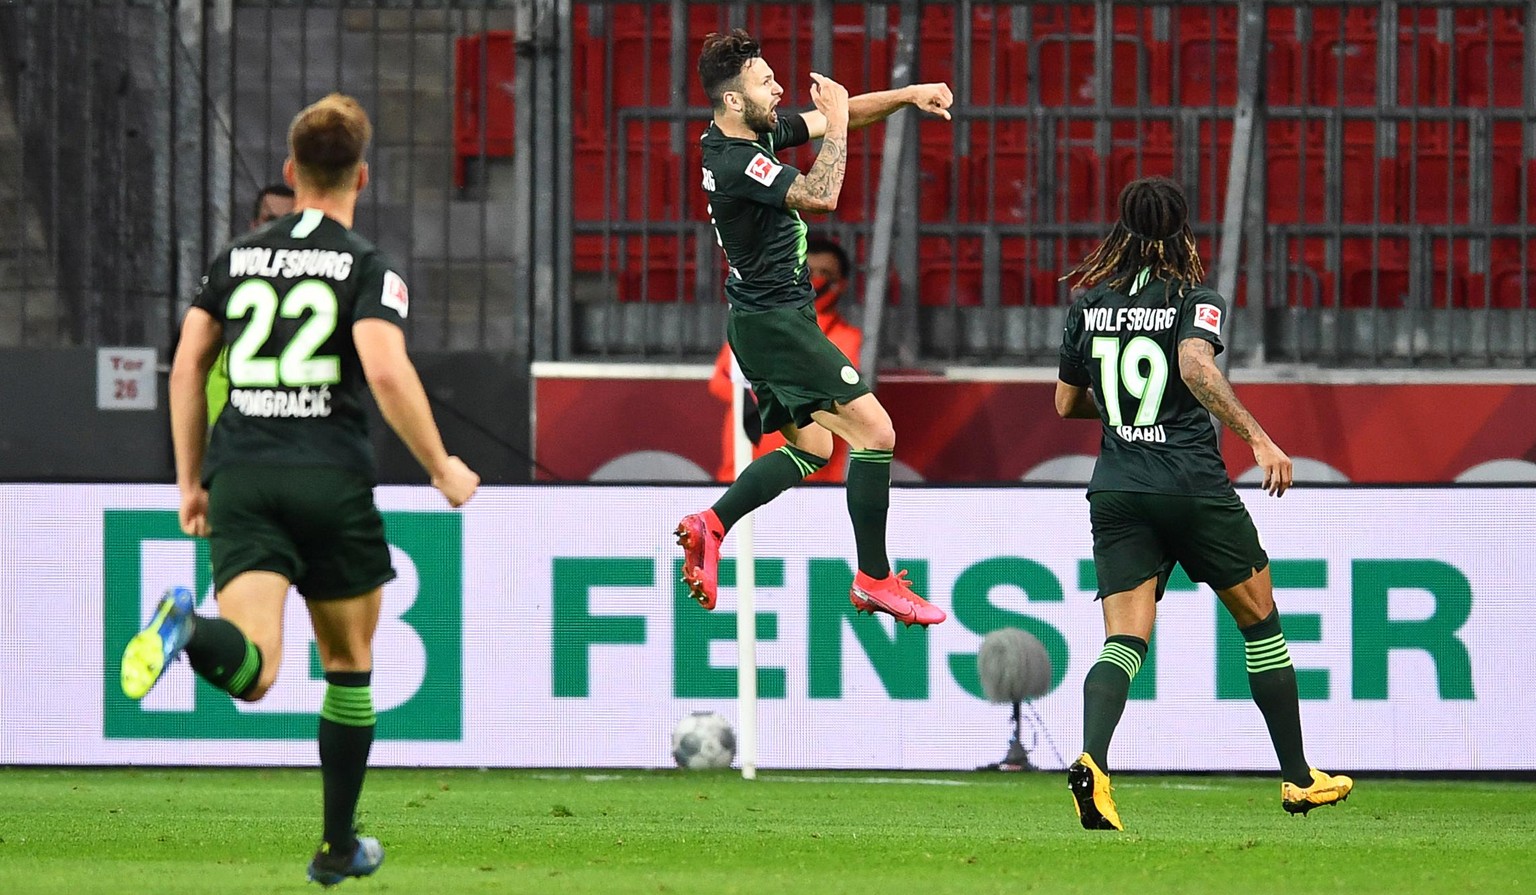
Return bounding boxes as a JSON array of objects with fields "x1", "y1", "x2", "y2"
[{"x1": 1, "y1": 0, "x2": 1533, "y2": 367}]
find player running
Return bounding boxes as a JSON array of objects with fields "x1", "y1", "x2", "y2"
[
  {"x1": 676, "y1": 30, "x2": 953, "y2": 627},
  {"x1": 120, "y1": 94, "x2": 479, "y2": 884},
  {"x1": 1054, "y1": 176, "x2": 1352, "y2": 830}
]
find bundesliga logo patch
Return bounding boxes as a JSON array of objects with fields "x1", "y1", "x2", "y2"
[
  {"x1": 1193, "y1": 303, "x2": 1221, "y2": 334},
  {"x1": 382, "y1": 270, "x2": 410, "y2": 318},
  {"x1": 746, "y1": 152, "x2": 782, "y2": 186}
]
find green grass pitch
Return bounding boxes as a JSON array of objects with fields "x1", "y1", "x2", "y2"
[{"x1": 1, "y1": 768, "x2": 1532, "y2": 894}]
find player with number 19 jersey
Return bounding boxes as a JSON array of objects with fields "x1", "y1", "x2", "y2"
[
  {"x1": 192, "y1": 207, "x2": 408, "y2": 484},
  {"x1": 1058, "y1": 274, "x2": 1234, "y2": 496}
]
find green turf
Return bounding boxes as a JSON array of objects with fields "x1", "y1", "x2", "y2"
[{"x1": 0, "y1": 768, "x2": 1531, "y2": 894}]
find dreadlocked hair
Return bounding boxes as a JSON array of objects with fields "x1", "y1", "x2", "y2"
[{"x1": 1061, "y1": 176, "x2": 1206, "y2": 299}]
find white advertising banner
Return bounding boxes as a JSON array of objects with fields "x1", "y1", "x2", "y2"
[{"x1": 0, "y1": 484, "x2": 1526, "y2": 771}]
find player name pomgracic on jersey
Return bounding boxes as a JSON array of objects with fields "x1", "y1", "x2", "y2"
[
  {"x1": 1081, "y1": 306, "x2": 1178, "y2": 332},
  {"x1": 228, "y1": 247, "x2": 356, "y2": 281},
  {"x1": 228, "y1": 385, "x2": 333, "y2": 419}
]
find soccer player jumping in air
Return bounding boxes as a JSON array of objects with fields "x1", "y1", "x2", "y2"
[
  {"x1": 1054, "y1": 177, "x2": 1353, "y2": 830},
  {"x1": 675, "y1": 30, "x2": 953, "y2": 628},
  {"x1": 120, "y1": 94, "x2": 479, "y2": 883}
]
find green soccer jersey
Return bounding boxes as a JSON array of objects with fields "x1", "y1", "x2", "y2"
[
  {"x1": 1058, "y1": 273, "x2": 1235, "y2": 496},
  {"x1": 700, "y1": 113, "x2": 813, "y2": 310},
  {"x1": 191, "y1": 208, "x2": 409, "y2": 484}
]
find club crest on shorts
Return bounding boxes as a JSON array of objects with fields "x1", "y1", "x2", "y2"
[{"x1": 840, "y1": 365, "x2": 859, "y2": 385}]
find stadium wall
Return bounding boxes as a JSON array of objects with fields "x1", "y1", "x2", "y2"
[
  {"x1": 0, "y1": 348, "x2": 532, "y2": 484},
  {"x1": 533, "y1": 367, "x2": 1536, "y2": 483},
  {"x1": 2, "y1": 483, "x2": 1527, "y2": 772}
]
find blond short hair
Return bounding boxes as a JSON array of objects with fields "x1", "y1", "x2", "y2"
[{"x1": 287, "y1": 93, "x2": 372, "y2": 191}]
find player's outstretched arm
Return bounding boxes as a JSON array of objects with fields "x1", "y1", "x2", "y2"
[
  {"x1": 785, "y1": 73, "x2": 848, "y2": 213},
  {"x1": 800, "y1": 83, "x2": 953, "y2": 138},
  {"x1": 169, "y1": 307, "x2": 223, "y2": 536},
  {"x1": 355, "y1": 318, "x2": 480, "y2": 507},
  {"x1": 1178, "y1": 338, "x2": 1293, "y2": 496},
  {"x1": 1054, "y1": 381, "x2": 1101, "y2": 419}
]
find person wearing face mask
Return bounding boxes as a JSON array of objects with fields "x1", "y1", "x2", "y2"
[{"x1": 707, "y1": 236, "x2": 861, "y2": 483}]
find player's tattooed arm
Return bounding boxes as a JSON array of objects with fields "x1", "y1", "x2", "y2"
[
  {"x1": 783, "y1": 132, "x2": 847, "y2": 213},
  {"x1": 786, "y1": 72, "x2": 848, "y2": 213},
  {"x1": 1179, "y1": 337, "x2": 1293, "y2": 496},
  {"x1": 1178, "y1": 338, "x2": 1262, "y2": 442}
]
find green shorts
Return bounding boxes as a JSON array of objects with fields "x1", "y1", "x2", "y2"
[
  {"x1": 1088, "y1": 490, "x2": 1268, "y2": 600},
  {"x1": 727, "y1": 300, "x2": 871, "y2": 433},
  {"x1": 207, "y1": 465, "x2": 396, "y2": 600}
]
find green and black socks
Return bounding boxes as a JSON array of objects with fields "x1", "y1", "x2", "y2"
[
  {"x1": 847, "y1": 448, "x2": 893, "y2": 579},
  {"x1": 184, "y1": 617, "x2": 374, "y2": 854},
  {"x1": 319, "y1": 670, "x2": 376, "y2": 854},
  {"x1": 1241, "y1": 609, "x2": 1312, "y2": 787},
  {"x1": 1081, "y1": 634, "x2": 1148, "y2": 770},
  {"x1": 710, "y1": 442, "x2": 895, "y2": 582},
  {"x1": 711, "y1": 445, "x2": 827, "y2": 531},
  {"x1": 184, "y1": 616, "x2": 263, "y2": 699}
]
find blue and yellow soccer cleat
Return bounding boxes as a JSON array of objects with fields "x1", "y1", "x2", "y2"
[
  {"x1": 308, "y1": 837, "x2": 385, "y2": 887},
  {"x1": 1068, "y1": 753, "x2": 1124, "y2": 831},
  {"x1": 1282, "y1": 768, "x2": 1354, "y2": 816},
  {"x1": 120, "y1": 586, "x2": 196, "y2": 700}
]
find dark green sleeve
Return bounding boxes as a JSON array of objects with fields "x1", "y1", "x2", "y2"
[
  {"x1": 352, "y1": 251, "x2": 409, "y2": 327},
  {"x1": 190, "y1": 257, "x2": 226, "y2": 320},
  {"x1": 1058, "y1": 302, "x2": 1091, "y2": 386},
  {"x1": 710, "y1": 141, "x2": 802, "y2": 209},
  {"x1": 771, "y1": 113, "x2": 811, "y2": 151},
  {"x1": 1177, "y1": 286, "x2": 1226, "y2": 354}
]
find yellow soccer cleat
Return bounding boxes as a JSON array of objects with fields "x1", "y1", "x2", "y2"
[
  {"x1": 1067, "y1": 753, "x2": 1124, "y2": 831},
  {"x1": 121, "y1": 587, "x2": 196, "y2": 700},
  {"x1": 1282, "y1": 768, "x2": 1354, "y2": 816}
]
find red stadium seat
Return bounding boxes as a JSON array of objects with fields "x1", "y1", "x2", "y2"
[
  {"x1": 1397, "y1": 147, "x2": 1523, "y2": 225},
  {"x1": 1267, "y1": 135, "x2": 1396, "y2": 225},
  {"x1": 619, "y1": 262, "x2": 702, "y2": 303},
  {"x1": 572, "y1": 235, "x2": 610, "y2": 274},
  {"x1": 573, "y1": 136, "x2": 685, "y2": 222},
  {"x1": 453, "y1": 32, "x2": 515, "y2": 188},
  {"x1": 918, "y1": 265, "x2": 1031, "y2": 308},
  {"x1": 1335, "y1": 240, "x2": 1468, "y2": 309},
  {"x1": 1172, "y1": 5, "x2": 1300, "y2": 106},
  {"x1": 1034, "y1": 33, "x2": 1147, "y2": 107},
  {"x1": 1272, "y1": 241, "x2": 1340, "y2": 309},
  {"x1": 613, "y1": 236, "x2": 718, "y2": 303},
  {"x1": 1490, "y1": 265, "x2": 1535, "y2": 309},
  {"x1": 916, "y1": 238, "x2": 1025, "y2": 307},
  {"x1": 1340, "y1": 246, "x2": 1409, "y2": 309},
  {"x1": 1456, "y1": 26, "x2": 1525, "y2": 107},
  {"x1": 1109, "y1": 121, "x2": 1227, "y2": 225},
  {"x1": 916, "y1": 4, "x2": 1029, "y2": 105},
  {"x1": 1308, "y1": 8, "x2": 1446, "y2": 106},
  {"x1": 964, "y1": 138, "x2": 1103, "y2": 224}
]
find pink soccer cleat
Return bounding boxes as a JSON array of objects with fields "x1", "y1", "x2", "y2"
[
  {"x1": 675, "y1": 510, "x2": 724, "y2": 610},
  {"x1": 850, "y1": 569, "x2": 945, "y2": 627}
]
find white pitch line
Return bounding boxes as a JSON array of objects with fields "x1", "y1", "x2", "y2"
[
  {"x1": 764, "y1": 775, "x2": 976, "y2": 787},
  {"x1": 524, "y1": 772, "x2": 979, "y2": 786}
]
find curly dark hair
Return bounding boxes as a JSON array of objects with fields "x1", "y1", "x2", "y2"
[
  {"x1": 1062, "y1": 176, "x2": 1206, "y2": 297},
  {"x1": 698, "y1": 29, "x2": 761, "y2": 110}
]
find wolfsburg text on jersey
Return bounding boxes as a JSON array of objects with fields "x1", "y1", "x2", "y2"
[
  {"x1": 229, "y1": 385, "x2": 333, "y2": 419},
  {"x1": 1082, "y1": 306, "x2": 1178, "y2": 332},
  {"x1": 228, "y1": 248, "x2": 354, "y2": 280}
]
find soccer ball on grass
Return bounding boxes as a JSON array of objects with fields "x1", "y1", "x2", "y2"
[{"x1": 671, "y1": 711, "x2": 736, "y2": 770}]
